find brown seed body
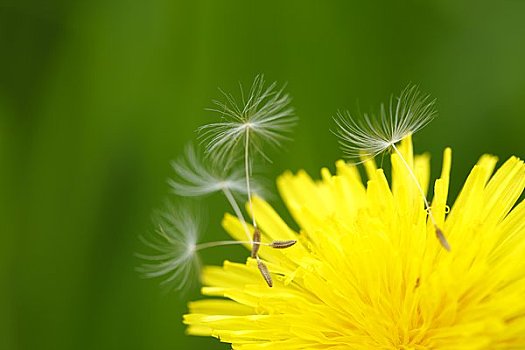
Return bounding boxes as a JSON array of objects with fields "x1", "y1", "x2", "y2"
[
  {"x1": 435, "y1": 226, "x2": 451, "y2": 251},
  {"x1": 251, "y1": 228, "x2": 261, "y2": 258},
  {"x1": 257, "y1": 260, "x2": 273, "y2": 287},
  {"x1": 271, "y1": 240, "x2": 297, "y2": 249}
]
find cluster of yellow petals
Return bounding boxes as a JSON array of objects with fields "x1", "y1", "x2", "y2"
[{"x1": 184, "y1": 137, "x2": 525, "y2": 349}]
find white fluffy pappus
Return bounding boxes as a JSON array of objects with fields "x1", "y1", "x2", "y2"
[
  {"x1": 168, "y1": 144, "x2": 266, "y2": 243},
  {"x1": 334, "y1": 84, "x2": 436, "y2": 162},
  {"x1": 136, "y1": 202, "x2": 202, "y2": 292},
  {"x1": 168, "y1": 144, "x2": 263, "y2": 198},
  {"x1": 198, "y1": 74, "x2": 297, "y2": 165}
]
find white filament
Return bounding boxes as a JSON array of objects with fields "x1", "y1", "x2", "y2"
[{"x1": 334, "y1": 85, "x2": 436, "y2": 162}]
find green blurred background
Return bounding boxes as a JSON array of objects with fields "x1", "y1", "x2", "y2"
[{"x1": 1, "y1": 1, "x2": 524, "y2": 349}]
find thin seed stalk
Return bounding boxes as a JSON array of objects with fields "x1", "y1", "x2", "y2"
[
  {"x1": 391, "y1": 143, "x2": 451, "y2": 251},
  {"x1": 195, "y1": 240, "x2": 272, "y2": 251},
  {"x1": 245, "y1": 127, "x2": 256, "y2": 228},
  {"x1": 222, "y1": 187, "x2": 252, "y2": 242}
]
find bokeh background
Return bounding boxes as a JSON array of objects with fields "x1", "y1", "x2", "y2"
[{"x1": 1, "y1": 1, "x2": 524, "y2": 349}]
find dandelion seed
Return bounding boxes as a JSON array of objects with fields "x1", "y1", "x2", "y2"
[
  {"x1": 138, "y1": 201, "x2": 280, "y2": 291},
  {"x1": 197, "y1": 75, "x2": 298, "y2": 277},
  {"x1": 334, "y1": 85, "x2": 450, "y2": 250}
]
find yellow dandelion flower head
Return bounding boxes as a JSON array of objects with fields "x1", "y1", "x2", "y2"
[{"x1": 184, "y1": 136, "x2": 525, "y2": 349}]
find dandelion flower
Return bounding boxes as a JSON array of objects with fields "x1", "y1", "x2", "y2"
[{"x1": 184, "y1": 136, "x2": 525, "y2": 349}]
